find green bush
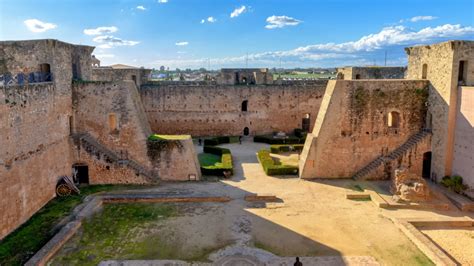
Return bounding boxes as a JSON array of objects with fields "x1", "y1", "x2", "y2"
[
  {"x1": 440, "y1": 175, "x2": 467, "y2": 193},
  {"x1": 257, "y1": 149, "x2": 298, "y2": 176},
  {"x1": 270, "y1": 144, "x2": 304, "y2": 154},
  {"x1": 203, "y1": 136, "x2": 231, "y2": 146},
  {"x1": 200, "y1": 146, "x2": 233, "y2": 176},
  {"x1": 253, "y1": 134, "x2": 303, "y2": 144}
]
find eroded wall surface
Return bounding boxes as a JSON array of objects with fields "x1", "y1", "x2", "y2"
[
  {"x1": 0, "y1": 83, "x2": 73, "y2": 240},
  {"x1": 300, "y1": 80, "x2": 430, "y2": 179},
  {"x1": 452, "y1": 86, "x2": 474, "y2": 188},
  {"x1": 140, "y1": 81, "x2": 327, "y2": 136},
  {"x1": 72, "y1": 81, "x2": 154, "y2": 183}
]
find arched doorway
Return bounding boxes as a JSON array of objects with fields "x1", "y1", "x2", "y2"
[
  {"x1": 422, "y1": 152, "x2": 432, "y2": 179},
  {"x1": 243, "y1": 127, "x2": 249, "y2": 136},
  {"x1": 73, "y1": 163, "x2": 89, "y2": 184}
]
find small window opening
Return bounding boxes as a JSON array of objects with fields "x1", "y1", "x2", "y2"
[
  {"x1": 39, "y1": 63, "x2": 52, "y2": 82},
  {"x1": 422, "y1": 64, "x2": 428, "y2": 79},
  {"x1": 458, "y1": 60, "x2": 468, "y2": 85},
  {"x1": 131, "y1": 75, "x2": 137, "y2": 85},
  {"x1": 108, "y1": 113, "x2": 118, "y2": 132},
  {"x1": 388, "y1": 111, "x2": 400, "y2": 128},
  {"x1": 241, "y1": 100, "x2": 248, "y2": 112},
  {"x1": 355, "y1": 74, "x2": 361, "y2": 79},
  {"x1": 302, "y1": 113, "x2": 311, "y2": 132}
]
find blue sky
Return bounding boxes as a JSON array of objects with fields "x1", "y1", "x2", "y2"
[{"x1": 1, "y1": 0, "x2": 473, "y2": 69}]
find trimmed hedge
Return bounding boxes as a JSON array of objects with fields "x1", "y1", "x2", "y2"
[
  {"x1": 270, "y1": 144, "x2": 304, "y2": 154},
  {"x1": 257, "y1": 149, "x2": 299, "y2": 176},
  {"x1": 203, "y1": 136, "x2": 230, "y2": 146},
  {"x1": 200, "y1": 146, "x2": 233, "y2": 176},
  {"x1": 254, "y1": 134, "x2": 305, "y2": 144}
]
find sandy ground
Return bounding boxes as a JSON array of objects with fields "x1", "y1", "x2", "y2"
[
  {"x1": 419, "y1": 227, "x2": 474, "y2": 265},
  {"x1": 54, "y1": 139, "x2": 474, "y2": 265}
]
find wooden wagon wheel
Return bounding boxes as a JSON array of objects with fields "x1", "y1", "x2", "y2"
[{"x1": 56, "y1": 184, "x2": 72, "y2": 197}]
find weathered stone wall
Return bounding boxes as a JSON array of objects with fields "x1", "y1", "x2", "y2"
[
  {"x1": 140, "y1": 81, "x2": 327, "y2": 136},
  {"x1": 452, "y1": 86, "x2": 474, "y2": 188},
  {"x1": 72, "y1": 81, "x2": 152, "y2": 173},
  {"x1": 299, "y1": 80, "x2": 430, "y2": 179},
  {"x1": 406, "y1": 40, "x2": 473, "y2": 181},
  {"x1": 1, "y1": 39, "x2": 94, "y2": 92},
  {"x1": 91, "y1": 68, "x2": 151, "y2": 87},
  {"x1": 337, "y1": 67, "x2": 406, "y2": 80},
  {"x1": 0, "y1": 83, "x2": 73, "y2": 240},
  {"x1": 147, "y1": 137, "x2": 202, "y2": 181}
]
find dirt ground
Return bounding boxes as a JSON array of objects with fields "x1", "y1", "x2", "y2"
[
  {"x1": 53, "y1": 139, "x2": 474, "y2": 265},
  {"x1": 419, "y1": 227, "x2": 474, "y2": 265}
]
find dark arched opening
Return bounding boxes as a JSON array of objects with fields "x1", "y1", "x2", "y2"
[
  {"x1": 422, "y1": 152, "x2": 432, "y2": 179},
  {"x1": 243, "y1": 127, "x2": 249, "y2": 136},
  {"x1": 73, "y1": 163, "x2": 89, "y2": 184},
  {"x1": 302, "y1": 113, "x2": 311, "y2": 132},
  {"x1": 355, "y1": 74, "x2": 361, "y2": 79},
  {"x1": 241, "y1": 100, "x2": 248, "y2": 112}
]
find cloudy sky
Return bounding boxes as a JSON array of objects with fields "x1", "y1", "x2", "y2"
[{"x1": 1, "y1": 0, "x2": 473, "y2": 69}]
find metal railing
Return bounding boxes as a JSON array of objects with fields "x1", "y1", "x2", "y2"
[{"x1": 0, "y1": 72, "x2": 53, "y2": 87}]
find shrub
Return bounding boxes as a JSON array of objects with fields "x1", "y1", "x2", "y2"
[
  {"x1": 440, "y1": 175, "x2": 467, "y2": 193},
  {"x1": 270, "y1": 144, "x2": 304, "y2": 154},
  {"x1": 257, "y1": 149, "x2": 298, "y2": 176},
  {"x1": 200, "y1": 146, "x2": 233, "y2": 176},
  {"x1": 203, "y1": 136, "x2": 231, "y2": 146}
]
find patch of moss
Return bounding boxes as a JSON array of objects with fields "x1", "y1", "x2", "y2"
[
  {"x1": 148, "y1": 134, "x2": 190, "y2": 141},
  {"x1": 0, "y1": 185, "x2": 141, "y2": 266}
]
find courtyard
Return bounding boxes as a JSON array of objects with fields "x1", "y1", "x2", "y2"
[{"x1": 41, "y1": 139, "x2": 473, "y2": 265}]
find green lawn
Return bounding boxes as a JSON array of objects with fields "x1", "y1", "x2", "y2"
[
  {"x1": 198, "y1": 153, "x2": 221, "y2": 167},
  {"x1": 0, "y1": 185, "x2": 144, "y2": 266}
]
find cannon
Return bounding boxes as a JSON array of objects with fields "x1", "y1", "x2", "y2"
[{"x1": 56, "y1": 175, "x2": 80, "y2": 197}]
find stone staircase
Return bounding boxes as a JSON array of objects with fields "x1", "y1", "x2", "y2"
[
  {"x1": 352, "y1": 129, "x2": 431, "y2": 180},
  {"x1": 72, "y1": 133, "x2": 156, "y2": 179}
]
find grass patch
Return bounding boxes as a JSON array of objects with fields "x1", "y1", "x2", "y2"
[
  {"x1": 199, "y1": 146, "x2": 233, "y2": 176},
  {"x1": 148, "y1": 134, "x2": 190, "y2": 141},
  {"x1": 198, "y1": 153, "x2": 221, "y2": 167},
  {"x1": 0, "y1": 185, "x2": 143, "y2": 266},
  {"x1": 50, "y1": 203, "x2": 177, "y2": 266}
]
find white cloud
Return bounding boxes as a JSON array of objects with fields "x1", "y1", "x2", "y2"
[
  {"x1": 200, "y1": 19, "x2": 205, "y2": 24},
  {"x1": 148, "y1": 23, "x2": 474, "y2": 68},
  {"x1": 136, "y1": 5, "x2": 146, "y2": 11},
  {"x1": 207, "y1": 17, "x2": 217, "y2": 23},
  {"x1": 265, "y1": 15, "x2": 302, "y2": 29},
  {"x1": 410, "y1": 16, "x2": 438, "y2": 22},
  {"x1": 230, "y1": 6, "x2": 247, "y2": 18},
  {"x1": 158, "y1": 0, "x2": 168, "y2": 3},
  {"x1": 24, "y1": 19, "x2": 57, "y2": 33},
  {"x1": 92, "y1": 35, "x2": 140, "y2": 48},
  {"x1": 84, "y1": 26, "x2": 118, "y2": 35},
  {"x1": 175, "y1": 41, "x2": 189, "y2": 46}
]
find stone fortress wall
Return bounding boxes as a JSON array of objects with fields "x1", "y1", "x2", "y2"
[
  {"x1": 140, "y1": 81, "x2": 327, "y2": 136},
  {"x1": 1, "y1": 38, "x2": 473, "y2": 240},
  {"x1": 406, "y1": 40, "x2": 474, "y2": 187},
  {"x1": 337, "y1": 66, "x2": 406, "y2": 80},
  {"x1": 299, "y1": 80, "x2": 431, "y2": 179},
  {"x1": 0, "y1": 40, "x2": 93, "y2": 239}
]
